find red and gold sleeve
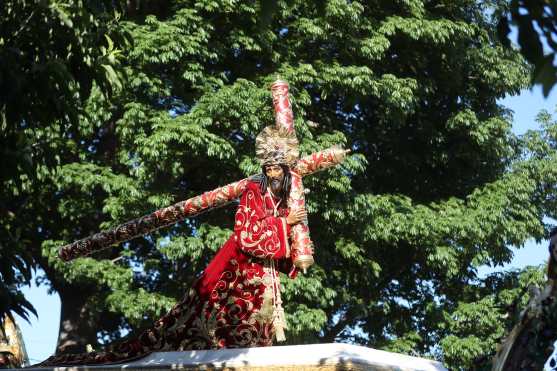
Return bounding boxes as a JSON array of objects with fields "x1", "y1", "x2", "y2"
[{"x1": 234, "y1": 188, "x2": 290, "y2": 259}]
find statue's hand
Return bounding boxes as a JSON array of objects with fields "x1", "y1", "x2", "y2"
[{"x1": 286, "y1": 207, "x2": 307, "y2": 225}]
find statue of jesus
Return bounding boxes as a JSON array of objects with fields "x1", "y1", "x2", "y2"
[{"x1": 39, "y1": 126, "x2": 307, "y2": 366}]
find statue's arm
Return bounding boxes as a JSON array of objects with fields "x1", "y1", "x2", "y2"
[{"x1": 233, "y1": 188, "x2": 290, "y2": 259}]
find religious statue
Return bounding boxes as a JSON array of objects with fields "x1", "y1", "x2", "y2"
[{"x1": 37, "y1": 80, "x2": 349, "y2": 366}]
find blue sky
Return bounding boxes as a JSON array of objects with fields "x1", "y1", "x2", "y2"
[{"x1": 15, "y1": 85, "x2": 557, "y2": 364}]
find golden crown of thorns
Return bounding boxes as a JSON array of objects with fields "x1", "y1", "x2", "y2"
[{"x1": 255, "y1": 126, "x2": 299, "y2": 167}]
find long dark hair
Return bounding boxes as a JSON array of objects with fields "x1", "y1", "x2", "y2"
[{"x1": 259, "y1": 164, "x2": 291, "y2": 207}]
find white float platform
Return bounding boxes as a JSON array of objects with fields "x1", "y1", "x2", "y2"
[{"x1": 24, "y1": 343, "x2": 447, "y2": 371}]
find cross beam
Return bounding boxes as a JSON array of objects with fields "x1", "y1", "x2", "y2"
[{"x1": 58, "y1": 147, "x2": 349, "y2": 261}]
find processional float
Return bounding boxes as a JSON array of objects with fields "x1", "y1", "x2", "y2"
[{"x1": 58, "y1": 80, "x2": 349, "y2": 273}]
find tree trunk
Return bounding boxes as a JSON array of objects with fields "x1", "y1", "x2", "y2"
[{"x1": 55, "y1": 287, "x2": 99, "y2": 355}]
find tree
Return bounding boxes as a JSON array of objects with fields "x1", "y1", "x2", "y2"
[
  {"x1": 441, "y1": 266, "x2": 547, "y2": 369},
  {"x1": 11, "y1": 0, "x2": 557, "y2": 367},
  {"x1": 497, "y1": 0, "x2": 557, "y2": 97},
  {"x1": 441, "y1": 109, "x2": 557, "y2": 369},
  {"x1": 0, "y1": 0, "x2": 124, "y2": 325}
]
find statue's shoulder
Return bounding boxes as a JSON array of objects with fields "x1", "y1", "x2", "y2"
[
  {"x1": 244, "y1": 179, "x2": 262, "y2": 194},
  {"x1": 238, "y1": 180, "x2": 264, "y2": 210}
]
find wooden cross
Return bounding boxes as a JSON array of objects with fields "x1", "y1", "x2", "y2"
[{"x1": 270, "y1": 80, "x2": 314, "y2": 272}]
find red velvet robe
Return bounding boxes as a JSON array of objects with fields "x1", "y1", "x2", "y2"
[{"x1": 40, "y1": 180, "x2": 297, "y2": 366}]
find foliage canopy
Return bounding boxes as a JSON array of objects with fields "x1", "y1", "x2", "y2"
[
  {"x1": 0, "y1": 0, "x2": 125, "y2": 325},
  {"x1": 3, "y1": 0, "x2": 557, "y2": 368}
]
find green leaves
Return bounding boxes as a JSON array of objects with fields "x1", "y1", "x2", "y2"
[
  {"x1": 379, "y1": 16, "x2": 475, "y2": 43},
  {"x1": 440, "y1": 266, "x2": 548, "y2": 369},
  {"x1": 498, "y1": 1, "x2": 557, "y2": 96},
  {"x1": 50, "y1": 1, "x2": 74, "y2": 28},
  {"x1": 0, "y1": 250, "x2": 37, "y2": 325},
  {"x1": 0, "y1": 0, "x2": 127, "y2": 322},
  {"x1": 3, "y1": 0, "x2": 557, "y2": 361},
  {"x1": 1, "y1": 0, "x2": 127, "y2": 128}
]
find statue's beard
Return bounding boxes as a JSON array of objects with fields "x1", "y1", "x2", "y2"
[{"x1": 270, "y1": 178, "x2": 282, "y2": 194}]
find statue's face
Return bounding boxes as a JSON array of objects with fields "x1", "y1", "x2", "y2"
[{"x1": 265, "y1": 164, "x2": 284, "y2": 194}]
